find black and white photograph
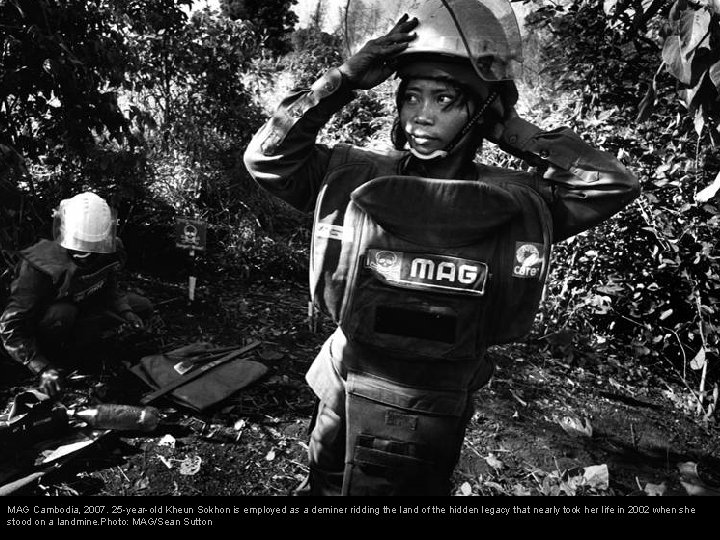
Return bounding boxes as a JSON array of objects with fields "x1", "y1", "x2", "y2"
[{"x1": 0, "y1": 0, "x2": 718, "y2": 524}]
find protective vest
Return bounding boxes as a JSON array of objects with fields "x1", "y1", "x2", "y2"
[
  {"x1": 310, "y1": 149, "x2": 554, "y2": 361},
  {"x1": 19, "y1": 239, "x2": 122, "y2": 304}
]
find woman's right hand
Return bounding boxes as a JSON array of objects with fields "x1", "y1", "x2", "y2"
[{"x1": 339, "y1": 13, "x2": 418, "y2": 90}]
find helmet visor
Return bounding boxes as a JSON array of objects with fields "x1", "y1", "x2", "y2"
[
  {"x1": 54, "y1": 199, "x2": 118, "y2": 254},
  {"x1": 344, "y1": 0, "x2": 523, "y2": 81}
]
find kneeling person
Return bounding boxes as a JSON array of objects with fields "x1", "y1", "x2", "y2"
[{"x1": 0, "y1": 192, "x2": 152, "y2": 398}]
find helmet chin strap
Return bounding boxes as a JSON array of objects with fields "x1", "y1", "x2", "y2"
[
  {"x1": 409, "y1": 147, "x2": 448, "y2": 160},
  {"x1": 407, "y1": 90, "x2": 499, "y2": 162}
]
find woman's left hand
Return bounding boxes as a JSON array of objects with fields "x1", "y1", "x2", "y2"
[
  {"x1": 485, "y1": 105, "x2": 518, "y2": 143},
  {"x1": 482, "y1": 81, "x2": 520, "y2": 144}
]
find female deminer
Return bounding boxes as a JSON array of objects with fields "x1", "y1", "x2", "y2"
[{"x1": 243, "y1": 0, "x2": 639, "y2": 495}]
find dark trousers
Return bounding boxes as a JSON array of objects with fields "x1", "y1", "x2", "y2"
[
  {"x1": 299, "y1": 393, "x2": 475, "y2": 496},
  {"x1": 298, "y1": 400, "x2": 346, "y2": 496}
]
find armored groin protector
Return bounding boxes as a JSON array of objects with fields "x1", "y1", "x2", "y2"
[{"x1": 341, "y1": 369, "x2": 470, "y2": 495}]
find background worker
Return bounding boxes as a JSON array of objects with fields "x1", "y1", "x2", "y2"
[{"x1": 0, "y1": 192, "x2": 152, "y2": 398}]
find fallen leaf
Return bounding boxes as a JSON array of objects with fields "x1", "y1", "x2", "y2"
[
  {"x1": 156, "y1": 455, "x2": 173, "y2": 469},
  {"x1": 582, "y1": 464, "x2": 609, "y2": 490},
  {"x1": 158, "y1": 434, "x2": 176, "y2": 448},
  {"x1": 485, "y1": 453, "x2": 504, "y2": 470},
  {"x1": 134, "y1": 477, "x2": 149, "y2": 490},
  {"x1": 559, "y1": 416, "x2": 593, "y2": 437},
  {"x1": 512, "y1": 484, "x2": 532, "y2": 496},
  {"x1": 265, "y1": 449, "x2": 276, "y2": 461},
  {"x1": 459, "y1": 482, "x2": 473, "y2": 496},
  {"x1": 644, "y1": 481, "x2": 667, "y2": 496},
  {"x1": 178, "y1": 455, "x2": 202, "y2": 476}
]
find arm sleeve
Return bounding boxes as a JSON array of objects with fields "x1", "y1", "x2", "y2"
[
  {"x1": 103, "y1": 240, "x2": 133, "y2": 315},
  {"x1": 497, "y1": 117, "x2": 641, "y2": 242},
  {"x1": 104, "y1": 274, "x2": 132, "y2": 315},
  {"x1": 0, "y1": 261, "x2": 54, "y2": 375},
  {"x1": 243, "y1": 68, "x2": 356, "y2": 212}
]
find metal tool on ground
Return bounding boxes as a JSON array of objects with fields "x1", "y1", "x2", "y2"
[
  {"x1": 66, "y1": 404, "x2": 161, "y2": 432},
  {"x1": 140, "y1": 340, "x2": 261, "y2": 406},
  {"x1": 0, "y1": 467, "x2": 54, "y2": 496},
  {"x1": 164, "y1": 344, "x2": 251, "y2": 363}
]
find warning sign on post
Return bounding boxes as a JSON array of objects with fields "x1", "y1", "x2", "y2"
[{"x1": 175, "y1": 217, "x2": 207, "y2": 251}]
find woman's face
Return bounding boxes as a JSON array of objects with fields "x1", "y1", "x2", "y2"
[{"x1": 399, "y1": 78, "x2": 475, "y2": 157}]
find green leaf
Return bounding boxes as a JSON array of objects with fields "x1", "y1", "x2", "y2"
[
  {"x1": 603, "y1": 0, "x2": 618, "y2": 15},
  {"x1": 662, "y1": 35, "x2": 693, "y2": 85},
  {"x1": 695, "y1": 171, "x2": 720, "y2": 202},
  {"x1": 690, "y1": 347, "x2": 706, "y2": 370},
  {"x1": 485, "y1": 453, "x2": 505, "y2": 470},
  {"x1": 694, "y1": 106, "x2": 706, "y2": 136},
  {"x1": 679, "y1": 7, "x2": 711, "y2": 61},
  {"x1": 710, "y1": 61, "x2": 720, "y2": 91}
]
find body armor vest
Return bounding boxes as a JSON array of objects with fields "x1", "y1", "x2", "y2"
[{"x1": 310, "y1": 146, "x2": 553, "y2": 361}]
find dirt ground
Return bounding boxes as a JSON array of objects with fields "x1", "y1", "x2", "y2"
[{"x1": 1, "y1": 270, "x2": 720, "y2": 499}]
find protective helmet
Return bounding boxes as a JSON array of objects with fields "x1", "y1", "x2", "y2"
[
  {"x1": 398, "y1": 0, "x2": 522, "y2": 82},
  {"x1": 345, "y1": 0, "x2": 523, "y2": 83},
  {"x1": 54, "y1": 192, "x2": 117, "y2": 254}
]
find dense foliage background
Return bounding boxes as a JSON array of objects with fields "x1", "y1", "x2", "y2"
[{"x1": 1, "y1": 0, "x2": 718, "y2": 419}]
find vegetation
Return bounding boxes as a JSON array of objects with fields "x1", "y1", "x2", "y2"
[
  {"x1": 523, "y1": 0, "x2": 720, "y2": 420},
  {"x1": 0, "y1": 0, "x2": 718, "y2": 421}
]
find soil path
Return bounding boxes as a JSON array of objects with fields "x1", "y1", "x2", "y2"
[{"x1": 1, "y1": 273, "x2": 719, "y2": 498}]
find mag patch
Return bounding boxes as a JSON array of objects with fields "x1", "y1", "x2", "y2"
[{"x1": 366, "y1": 249, "x2": 488, "y2": 296}]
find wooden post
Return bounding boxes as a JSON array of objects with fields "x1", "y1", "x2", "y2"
[
  {"x1": 188, "y1": 249, "x2": 197, "y2": 303},
  {"x1": 175, "y1": 217, "x2": 206, "y2": 308}
]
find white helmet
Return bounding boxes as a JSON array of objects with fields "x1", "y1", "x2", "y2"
[{"x1": 54, "y1": 192, "x2": 117, "y2": 254}]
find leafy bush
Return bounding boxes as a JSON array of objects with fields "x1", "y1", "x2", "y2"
[{"x1": 525, "y1": 0, "x2": 720, "y2": 404}]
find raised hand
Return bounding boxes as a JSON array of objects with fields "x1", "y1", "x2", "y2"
[{"x1": 339, "y1": 14, "x2": 418, "y2": 90}]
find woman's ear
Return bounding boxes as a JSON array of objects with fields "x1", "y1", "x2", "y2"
[
  {"x1": 476, "y1": 80, "x2": 519, "y2": 141},
  {"x1": 391, "y1": 117, "x2": 408, "y2": 150}
]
